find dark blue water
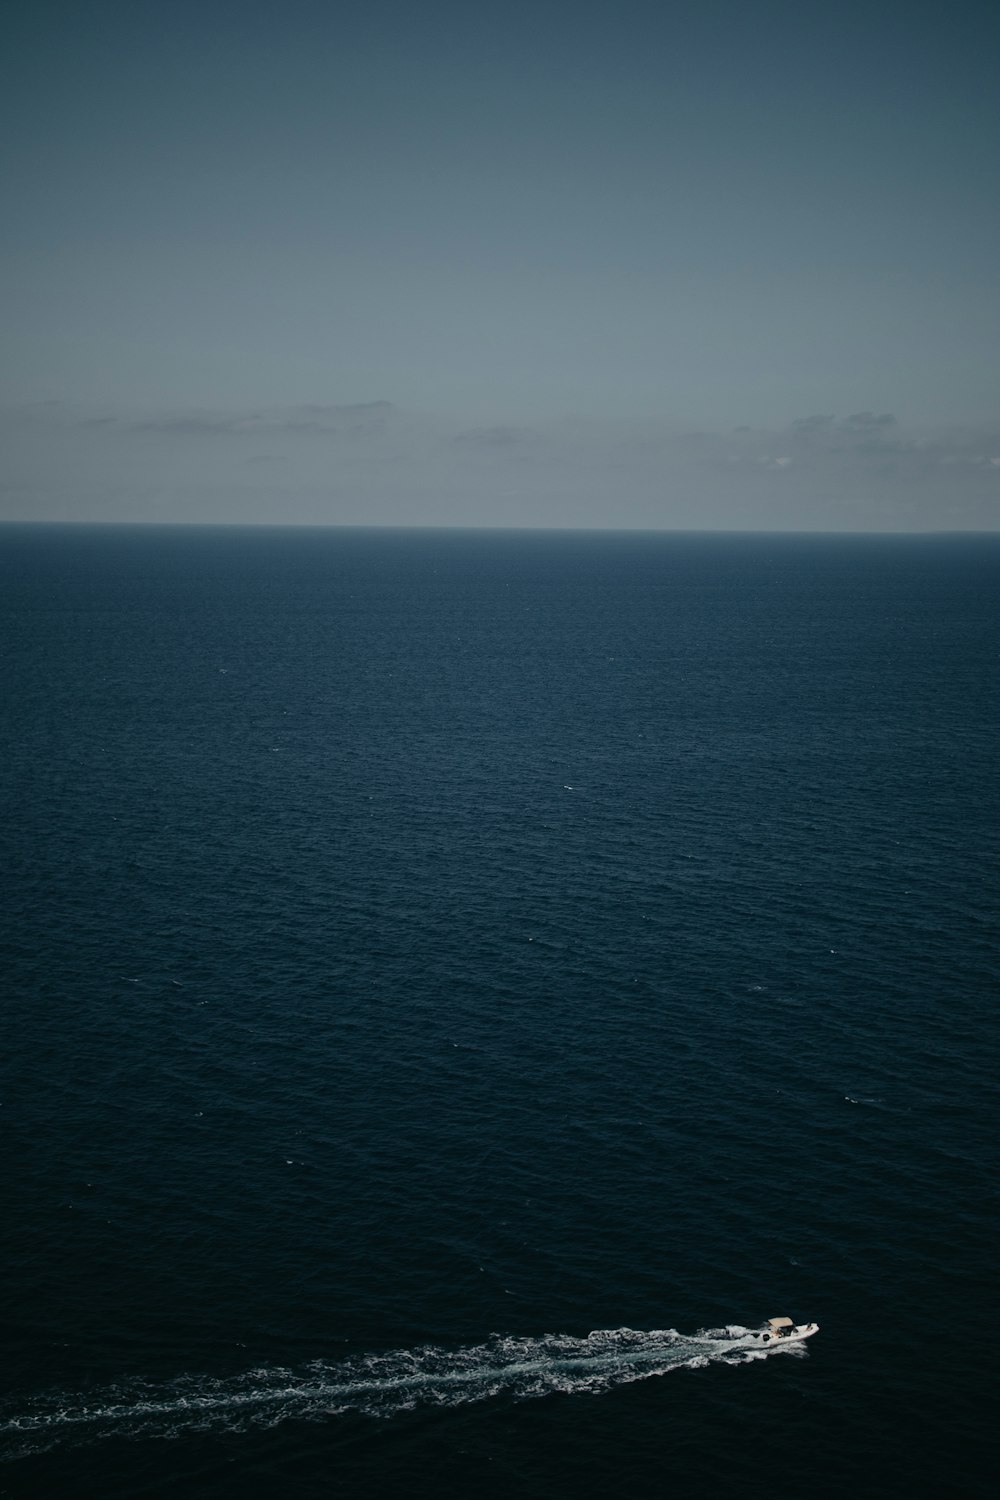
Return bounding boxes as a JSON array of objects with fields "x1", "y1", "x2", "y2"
[{"x1": 2, "y1": 526, "x2": 997, "y2": 1498}]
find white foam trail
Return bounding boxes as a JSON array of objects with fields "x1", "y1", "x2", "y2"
[{"x1": 0, "y1": 1325, "x2": 807, "y2": 1457}]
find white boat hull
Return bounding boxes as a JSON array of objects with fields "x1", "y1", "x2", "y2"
[{"x1": 759, "y1": 1321, "x2": 819, "y2": 1344}]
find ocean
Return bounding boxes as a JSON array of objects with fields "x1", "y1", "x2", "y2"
[{"x1": 1, "y1": 525, "x2": 997, "y2": 1498}]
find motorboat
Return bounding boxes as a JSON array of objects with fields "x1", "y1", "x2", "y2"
[{"x1": 757, "y1": 1317, "x2": 819, "y2": 1343}]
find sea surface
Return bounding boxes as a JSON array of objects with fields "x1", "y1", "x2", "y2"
[{"x1": 1, "y1": 525, "x2": 997, "y2": 1499}]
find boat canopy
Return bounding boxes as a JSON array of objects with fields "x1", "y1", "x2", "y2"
[{"x1": 768, "y1": 1318, "x2": 794, "y2": 1330}]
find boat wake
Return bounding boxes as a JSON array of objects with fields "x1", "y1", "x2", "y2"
[{"x1": 1, "y1": 1324, "x2": 807, "y2": 1458}]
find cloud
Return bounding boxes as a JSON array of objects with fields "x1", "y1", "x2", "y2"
[
  {"x1": 676, "y1": 411, "x2": 997, "y2": 480},
  {"x1": 133, "y1": 415, "x2": 244, "y2": 435},
  {"x1": 130, "y1": 401, "x2": 397, "y2": 438},
  {"x1": 843, "y1": 411, "x2": 897, "y2": 431},
  {"x1": 789, "y1": 415, "x2": 835, "y2": 434},
  {"x1": 1, "y1": 401, "x2": 997, "y2": 530}
]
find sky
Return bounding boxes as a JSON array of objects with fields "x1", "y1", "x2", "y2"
[{"x1": 2, "y1": 0, "x2": 998, "y2": 529}]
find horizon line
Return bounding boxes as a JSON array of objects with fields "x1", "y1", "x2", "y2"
[{"x1": 1, "y1": 520, "x2": 998, "y2": 539}]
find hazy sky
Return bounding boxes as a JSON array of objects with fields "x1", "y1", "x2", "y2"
[{"x1": 2, "y1": 0, "x2": 998, "y2": 528}]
